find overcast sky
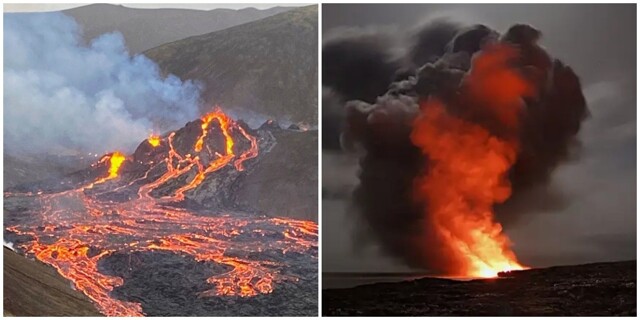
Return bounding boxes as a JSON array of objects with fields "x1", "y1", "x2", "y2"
[
  {"x1": 323, "y1": 4, "x2": 636, "y2": 275},
  {"x1": 4, "y1": 3, "x2": 305, "y2": 12}
]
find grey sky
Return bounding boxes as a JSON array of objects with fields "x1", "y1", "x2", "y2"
[
  {"x1": 4, "y1": 3, "x2": 305, "y2": 12},
  {"x1": 323, "y1": 4, "x2": 636, "y2": 274}
]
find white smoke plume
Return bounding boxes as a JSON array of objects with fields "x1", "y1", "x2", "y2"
[{"x1": 4, "y1": 12, "x2": 202, "y2": 156}]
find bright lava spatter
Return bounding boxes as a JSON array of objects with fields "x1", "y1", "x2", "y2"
[
  {"x1": 5, "y1": 108, "x2": 318, "y2": 316},
  {"x1": 147, "y1": 135, "x2": 161, "y2": 147}
]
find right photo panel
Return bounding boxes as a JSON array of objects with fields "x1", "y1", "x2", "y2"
[{"x1": 322, "y1": 3, "x2": 636, "y2": 316}]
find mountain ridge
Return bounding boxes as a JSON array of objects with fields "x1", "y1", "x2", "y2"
[
  {"x1": 144, "y1": 5, "x2": 318, "y2": 124},
  {"x1": 63, "y1": 4, "x2": 293, "y2": 53}
]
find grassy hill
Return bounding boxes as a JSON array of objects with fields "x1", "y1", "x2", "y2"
[
  {"x1": 144, "y1": 5, "x2": 318, "y2": 124},
  {"x1": 64, "y1": 4, "x2": 292, "y2": 53}
]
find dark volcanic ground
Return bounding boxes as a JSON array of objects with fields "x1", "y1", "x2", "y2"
[
  {"x1": 323, "y1": 261, "x2": 636, "y2": 316},
  {"x1": 4, "y1": 119, "x2": 318, "y2": 316},
  {"x1": 101, "y1": 250, "x2": 317, "y2": 316}
]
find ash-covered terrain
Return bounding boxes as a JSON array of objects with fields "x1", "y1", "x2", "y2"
[
  {"x1": 323, "y1": 261, "x2": 636, "y2": 316},
  {"x1": 4, "y1": 114, "x2": 318, "y2": 316}
]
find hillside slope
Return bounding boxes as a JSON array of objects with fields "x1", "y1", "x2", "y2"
[
  {"x1": 145, "y1": 5, "x2": 318, "y2": 124},
  {"x1": 3, "y1": 247, "x2": 101, "y2": 316},
  {"x1": 64, "y1": 4, "x2": 291, "y2": 53},
  {"x1": 228, "y1": 129, "x2": 318, "y2": 221}
]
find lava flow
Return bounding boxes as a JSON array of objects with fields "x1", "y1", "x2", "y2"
[
  {"x1": 411, "y1": 44, "x2": 529, "y2": 278},
  {"x1": 92, "y1": 152, "x2": 126, "y2": 185},
  {"x1": 5, "y1": 108, "x2": 317, "y2": 316}
]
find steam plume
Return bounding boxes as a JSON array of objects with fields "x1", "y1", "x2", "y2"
[{"x1": 4, "y1": 12, "x2": 202, "y2": 156}]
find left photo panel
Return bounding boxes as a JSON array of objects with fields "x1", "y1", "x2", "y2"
[{"x1": 4, "y1": 3, "x2": 318, "y2": 316}]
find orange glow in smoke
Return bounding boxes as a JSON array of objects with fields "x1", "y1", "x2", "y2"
[{"x1": 411, "y1": 44, "x2": 531, "y2": 278}]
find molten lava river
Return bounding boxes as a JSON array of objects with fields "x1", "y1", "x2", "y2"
[{"x1": 4, "y1": 110, "x2": 318, "y2": 316}]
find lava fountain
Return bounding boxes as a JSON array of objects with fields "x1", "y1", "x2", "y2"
[
  {"x1": 411, "y1": 44, "x2": 531, "y2": 278},
  {"x1": 147, "y1": 135, "x2": 161, "y2": 147}
]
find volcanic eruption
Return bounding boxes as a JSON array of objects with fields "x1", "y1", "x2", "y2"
[
  {"x1": 4, "y1": 108, "x2": 318, "y2": 316},
  {"x1": 324, "y1": 22, "x2": 588, "y2": 277},
  {"x1": 5, "y1": 9, "x2": 318, "y2": 317}
]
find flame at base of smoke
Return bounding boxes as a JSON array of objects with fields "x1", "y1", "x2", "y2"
[
  {"x1": 411, "y1": 44, "x2": 533, "y2": 278},
  {"x1": 412, "y1": 99, "x2": 526, "y2": 278}
]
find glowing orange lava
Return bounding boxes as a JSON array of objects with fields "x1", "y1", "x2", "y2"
[
  {"x1": 194, "y1": 108, "x2": 233, "y2": 154},
  {"x1": 147, "y1": 135, "x2": 161, "y2": 147},
  {"x1": 411, "y1": 44, "x2": 531, "y2": 278},
  {"x1": 92, "y1": 151, "x2": 126, "y2": 185},
  {"x1": 5, "y1": 109, "x2": 317, "y2": 316}
]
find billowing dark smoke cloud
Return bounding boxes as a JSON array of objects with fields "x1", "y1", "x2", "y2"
[
  {"x1": 322, "y1": 21, "x2": 463, "y2": 149},
  {"x1": 322, "y1": 88, "x2": 346, "y2": 150},
  {"x1": 407, "y1": 20, "x2": 460, "y2": 68},
  {"x1": 322, "y1": 28, "x2": 402, "y2": 104},
  {"x1": 4, "y1": 12, "x2": 202, "y2": 156},
  {"x1": 323, "y1": 21, "x2": 588, "y2": 271}
]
